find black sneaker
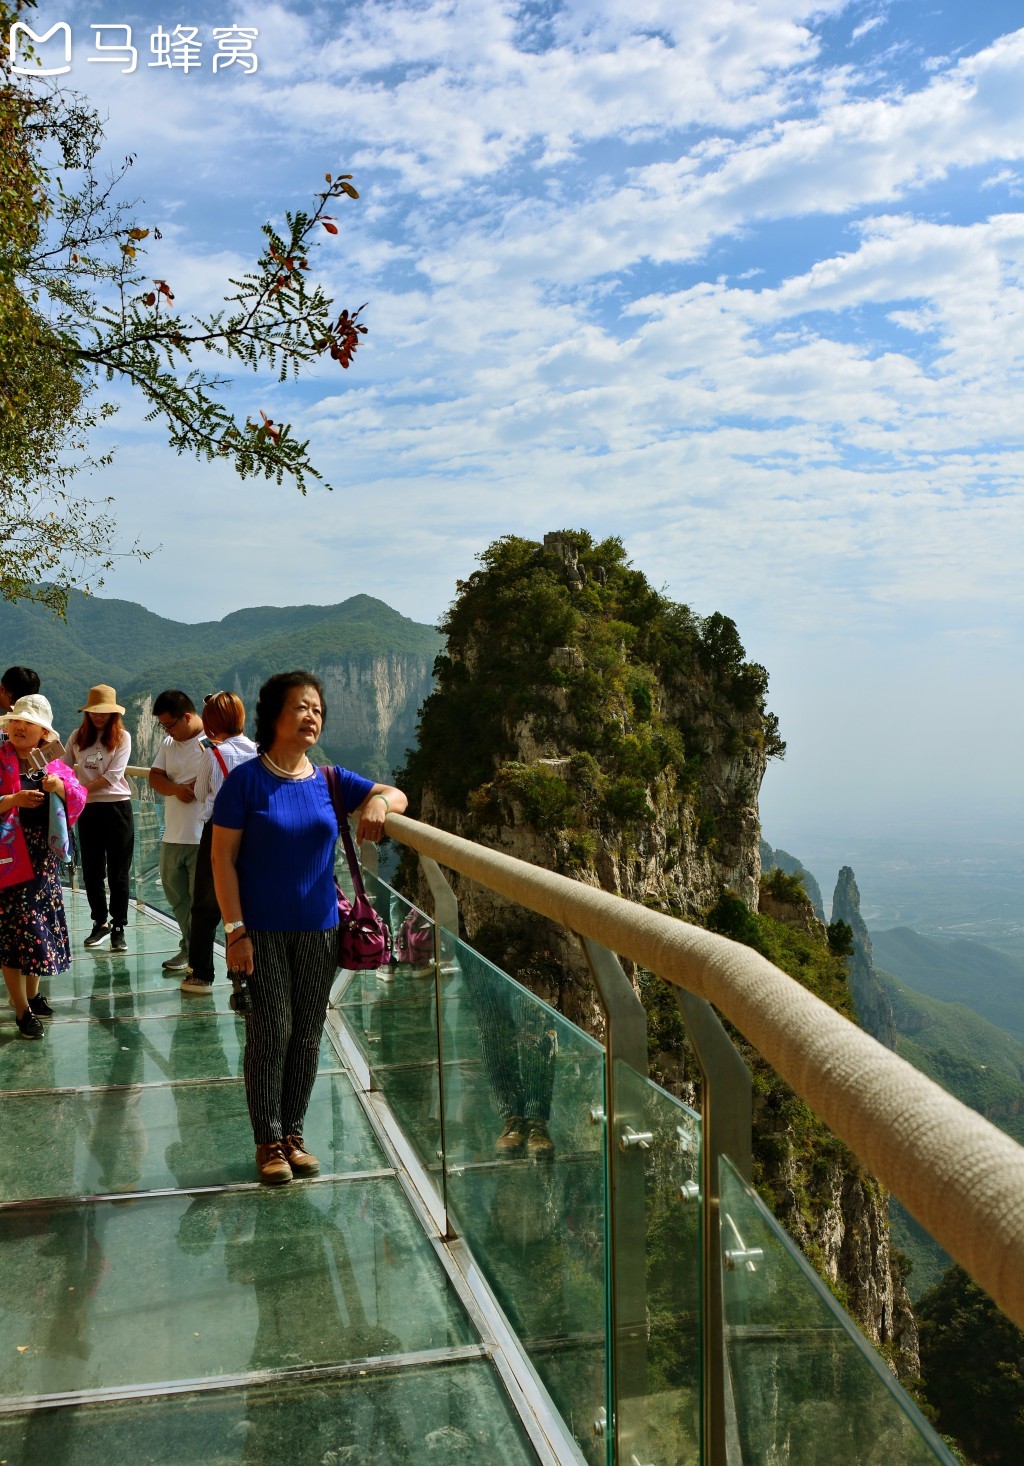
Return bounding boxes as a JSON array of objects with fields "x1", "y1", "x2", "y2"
[
  {"x1": 28, "y1": 993, "x2": 53, "y2": 1017},
  {"x1": 161, "y1": 950, "x2": 190, "y2": 973},
  {"x1": 84, "y1": 921, "x2": 111, "y2": 949},
  {"x1": 17, "y1": 1010, "x2": 44, "y2": 1040},
  {"x1": 110, "y1": 927, "x2": 127, "y2": 952}
]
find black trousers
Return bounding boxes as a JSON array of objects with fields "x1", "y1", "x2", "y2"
[
  {"x1": 187, "y1": 822, "x2": 220, "y2": 982},
  {"x1": 244, "y1": 929, "x2": 337, "y2": 1145},
  {"x1": 78, "y1": 801, "x2": 134, "y2": 927}
]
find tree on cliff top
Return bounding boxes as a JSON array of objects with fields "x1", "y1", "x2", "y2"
[{"x1": 1, "y1": 0, "x2": 366, "y2": 614}]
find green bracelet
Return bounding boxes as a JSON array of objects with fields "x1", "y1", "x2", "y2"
[{"x1": 372, "y1": 793, "x2": 390, "y2": 813}]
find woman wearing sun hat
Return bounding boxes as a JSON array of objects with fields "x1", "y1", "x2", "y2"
[
  {"x1": 67, "y1": 685, "x2": 134, "y2": 953},
  {"x1": 0, "y1": 694, "x2": 86, "y2": 1037}
]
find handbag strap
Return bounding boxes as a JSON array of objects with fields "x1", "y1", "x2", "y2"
[
  {"x1": 211, "y1": 746, "x2": 230, "y2": 778},
  {"x1": 321, "y1": 766, "x2": 368, "y2": 901}
]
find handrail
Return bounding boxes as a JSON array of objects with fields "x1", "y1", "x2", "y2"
[{"x1": 383, "y1": 811, "x2": 1024, "y2": 1332}]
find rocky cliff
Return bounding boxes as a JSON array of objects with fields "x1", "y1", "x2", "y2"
[
  {"x1": 832, "y1": 866, "x2": 898, "y2": 1050},
  {"x1": 127, "y1": 652, "x2": 433, "y2": 779},
  {"x1": 402, "y1": 530, "x2": 778, "y2": 1028},
  {"x1": 400, "y1": 529, "x2": 918, "y2": 1374}
]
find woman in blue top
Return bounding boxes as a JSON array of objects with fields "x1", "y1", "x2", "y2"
[{"x1": 212, "y1": 670, "x2": 407, "y2": 1184}]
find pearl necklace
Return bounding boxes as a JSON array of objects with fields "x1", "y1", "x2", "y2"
[{"x1": 262, "y1": 751, "x2": 314, "y2": 780}]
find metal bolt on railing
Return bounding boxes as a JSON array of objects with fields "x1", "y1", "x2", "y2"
[
  {"x1": 589, "y1": 1104, "x2": 606, "y2": 1124},
  {"x1": 593, "y1": 1407, "x2": 607, "y2": 1438},
  {"x1": 724, "y1": 1246, "x2": 765, "y2": 1272},
  {"x1": 678, "y1": 1180, "x2": 700, "y2": 1204},
  {"x1": 722, "y1": 1211, "x2": 763, "y2": 1272},
  {"x1": 619, "y1": 1125, "x2": 654, "y2": 1152}
]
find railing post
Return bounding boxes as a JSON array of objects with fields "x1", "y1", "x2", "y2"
[
  {"x1": 417, "y1": 854, "x2": 460, "y2": 1235},
  {"x1": 580, "y1": 937, "x2": 650, "y2": 1466},
  {"x1": 674, "y1": 990, "x2": 752, "y2": 1466}
]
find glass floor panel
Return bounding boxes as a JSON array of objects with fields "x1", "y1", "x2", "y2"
[
  {"x1": 0, "y1": 1178, "x2": 474, "y2": 1398},
  {"x1": 0, "y1": 1358, "x2": 537, "y2": 1466},
  {"x1": 0, "y1": 898, "x2": 540, "y2": 1464},
  {"x1": 0, "y1": 1012, "x2": 339, "y2": 1093},
  {"x1": 0, "y1": 1073, "x2": 383, "y2": 1199}
]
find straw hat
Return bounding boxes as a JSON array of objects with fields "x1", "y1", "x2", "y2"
[
  {"x1": 0, "y1": 694, "x2": 54, "y2": 730},
  {"x1": 79, "y1": 684, "x2": 125, "y2": 715}
]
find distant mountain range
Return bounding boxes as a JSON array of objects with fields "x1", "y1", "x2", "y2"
[
  {"x1": 871, "y1": 926, "x2": 1024, "y2": 1044},
  {"x1": 859, "y1": 928, "x2": 1024, "y2": 1298},
  {"x1": 0, "y1": 591, "x2": 442, "y2": 780}
]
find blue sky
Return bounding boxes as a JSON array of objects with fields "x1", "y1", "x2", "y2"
[{"x1": 20, "y1": 0, "x2": 1024, "y2": 847}]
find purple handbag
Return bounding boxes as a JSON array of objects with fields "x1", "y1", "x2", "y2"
[{"x1": 322, "y1": 766, "x2": 393, "y2": 971}]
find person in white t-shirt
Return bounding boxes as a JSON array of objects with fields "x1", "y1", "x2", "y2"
[{"x1": 148, "y1": 690, "x2": 206, "y2": 974}]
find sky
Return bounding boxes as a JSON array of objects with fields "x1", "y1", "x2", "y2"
[{"x1": 15, "y1": 0, "x2": 1024, "y2": 850}]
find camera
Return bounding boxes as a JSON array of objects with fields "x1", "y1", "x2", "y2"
[{"x1": 228, "y1": 970, "x2": 251, "y2": 1015}]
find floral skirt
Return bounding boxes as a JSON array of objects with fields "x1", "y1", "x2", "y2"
[{"x1": 0, "y1": 821, "x2": 71, "y2": 976}]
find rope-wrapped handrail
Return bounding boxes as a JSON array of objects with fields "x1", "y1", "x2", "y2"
[{"x1": 384, "y1": 811, "x2": 1024, "y2": 1331}]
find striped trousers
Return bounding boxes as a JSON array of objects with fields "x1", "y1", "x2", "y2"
[{"x1": 244, "y1": 930, "x2": 337, "y2": 1145}]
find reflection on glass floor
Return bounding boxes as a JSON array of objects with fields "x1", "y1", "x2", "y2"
[{"x1": 0, "y1": 891, "x2": 537, "y2": 1465}]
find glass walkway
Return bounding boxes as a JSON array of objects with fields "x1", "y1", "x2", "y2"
[
  {"x1": 0, "y1": 886, "x2": 539, "y2": 1464},
  {"x1": 0, "y1": 789, "x2": 976, "y2": 1464}
]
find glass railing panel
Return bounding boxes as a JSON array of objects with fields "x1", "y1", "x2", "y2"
[
  {"x1": 719, "y1": 1156, "x2": 957, "y2": 1464},
  {"x1": 437, "y1": 927, "x2": 610, "y2": 1466},
  {"x1": 332, "y1": 876, "x2": 445, "y2": 1207},
  {"x1": 611, "y1": 1058, "x2": 702, "y2": 1465},
  {"x1": 127, "y1": 785, "x2": 168, "y2": 916}
]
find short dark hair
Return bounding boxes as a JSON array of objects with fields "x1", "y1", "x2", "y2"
[
  {"x1": 254, "y1": 671, "x2": 326, "y2": 751},
  {"x1": 2, "y1": 667, "x2": 39, "y2": 701},
  {"x1": 153, "y1": 689, "x2": 196, "y2": 719}
]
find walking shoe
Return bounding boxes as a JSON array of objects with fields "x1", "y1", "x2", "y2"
[
  {"x1": 110, "y1": 927, "x2": 127, "y2": 953},
  {"x1": 162, "y1": 950, "x2": 190, "y2": 974},
  {"x1": 28, "y1": 993, "x2": 53, "y2": 1017},
  {"x1": 525, "y1": 1120, "x2": 555, "y2": 1159},
  {"x1": 17, "y1": 1009, "x2": 45, "y2": 1040},
  {"x1": 180, "y1": 973, "x2": 215, "y2": 994},
  {"x1": 255, "y1": 1142, "x2": 292, "y2": 1185},
  {"x1": 495, "y1": 1116, "x2": 527, "y2": 1156},
  {"x1": 282, "y1": 1134, "x2": 320, "y2": 1174},
  {"x1": 84, "y1": 921, "x2": 111, "y2": 948}
]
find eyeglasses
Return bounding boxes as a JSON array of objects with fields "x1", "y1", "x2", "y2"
[{"x1": 156, "y1": 713, "x2": 184, "y2": 732}]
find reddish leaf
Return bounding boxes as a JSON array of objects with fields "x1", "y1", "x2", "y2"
[{"x1": 322, "y1": 221, "x2": 338, "y2": 234}]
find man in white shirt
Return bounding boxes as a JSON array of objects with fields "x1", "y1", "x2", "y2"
[{"x1": 149, "y1": 690, "x2": 206, "y2": 974}]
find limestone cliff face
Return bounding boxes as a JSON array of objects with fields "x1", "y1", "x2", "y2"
[
  {"x1": 405, "y1": 531, "x2": 775, "y2": 1030},
  {"x1": 760, "y1": 838, "x2": 826, "y2": 920},
  {"x1": 127, "y1": 654, "x2": 433, "y2": 779},
  {"x1": 832, "y1": 866, "x2": 897, "y2": 1050}
]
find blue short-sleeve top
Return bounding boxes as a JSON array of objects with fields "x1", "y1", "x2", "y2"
[{"x1": 212, "y1": 758, "x2": 375, "y2": 931}]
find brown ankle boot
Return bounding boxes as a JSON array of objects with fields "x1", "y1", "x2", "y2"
[
  {"x1": 282, "y1": 1134, "x2": 320, "y2": 1174},
  {"x1": 256, "y1": 1141, "x2": 293, "y2": 1185}
]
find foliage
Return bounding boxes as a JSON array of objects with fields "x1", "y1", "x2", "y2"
[
  {"x1": 917, "y1": 1266, "x2": 1024, "y2": 1465},
  {"x1": 1, "y1": 0, "x2": 366, "y2": 613},
  {"x1": 399, "y1": 530, "x2": 784, "y2": 836},
  {"x1": 761, "y1": 866, "x2": 809, "y2": 903},
  {"x1": 827, "y1": 918, "x2": 855, "y2": 957}
]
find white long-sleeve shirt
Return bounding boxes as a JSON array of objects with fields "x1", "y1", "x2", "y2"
[{"x1": 194, "y1": 734, "x2": 258, "y2": 823}]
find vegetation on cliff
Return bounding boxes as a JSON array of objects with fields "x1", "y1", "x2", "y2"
[{"x1": 401, "y1": 530, "x2": 783, "y2": 892}]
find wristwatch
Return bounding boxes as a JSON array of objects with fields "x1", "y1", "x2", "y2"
[{"x1": 224, "y1": 921, "x2": 246, "y2": 935}]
